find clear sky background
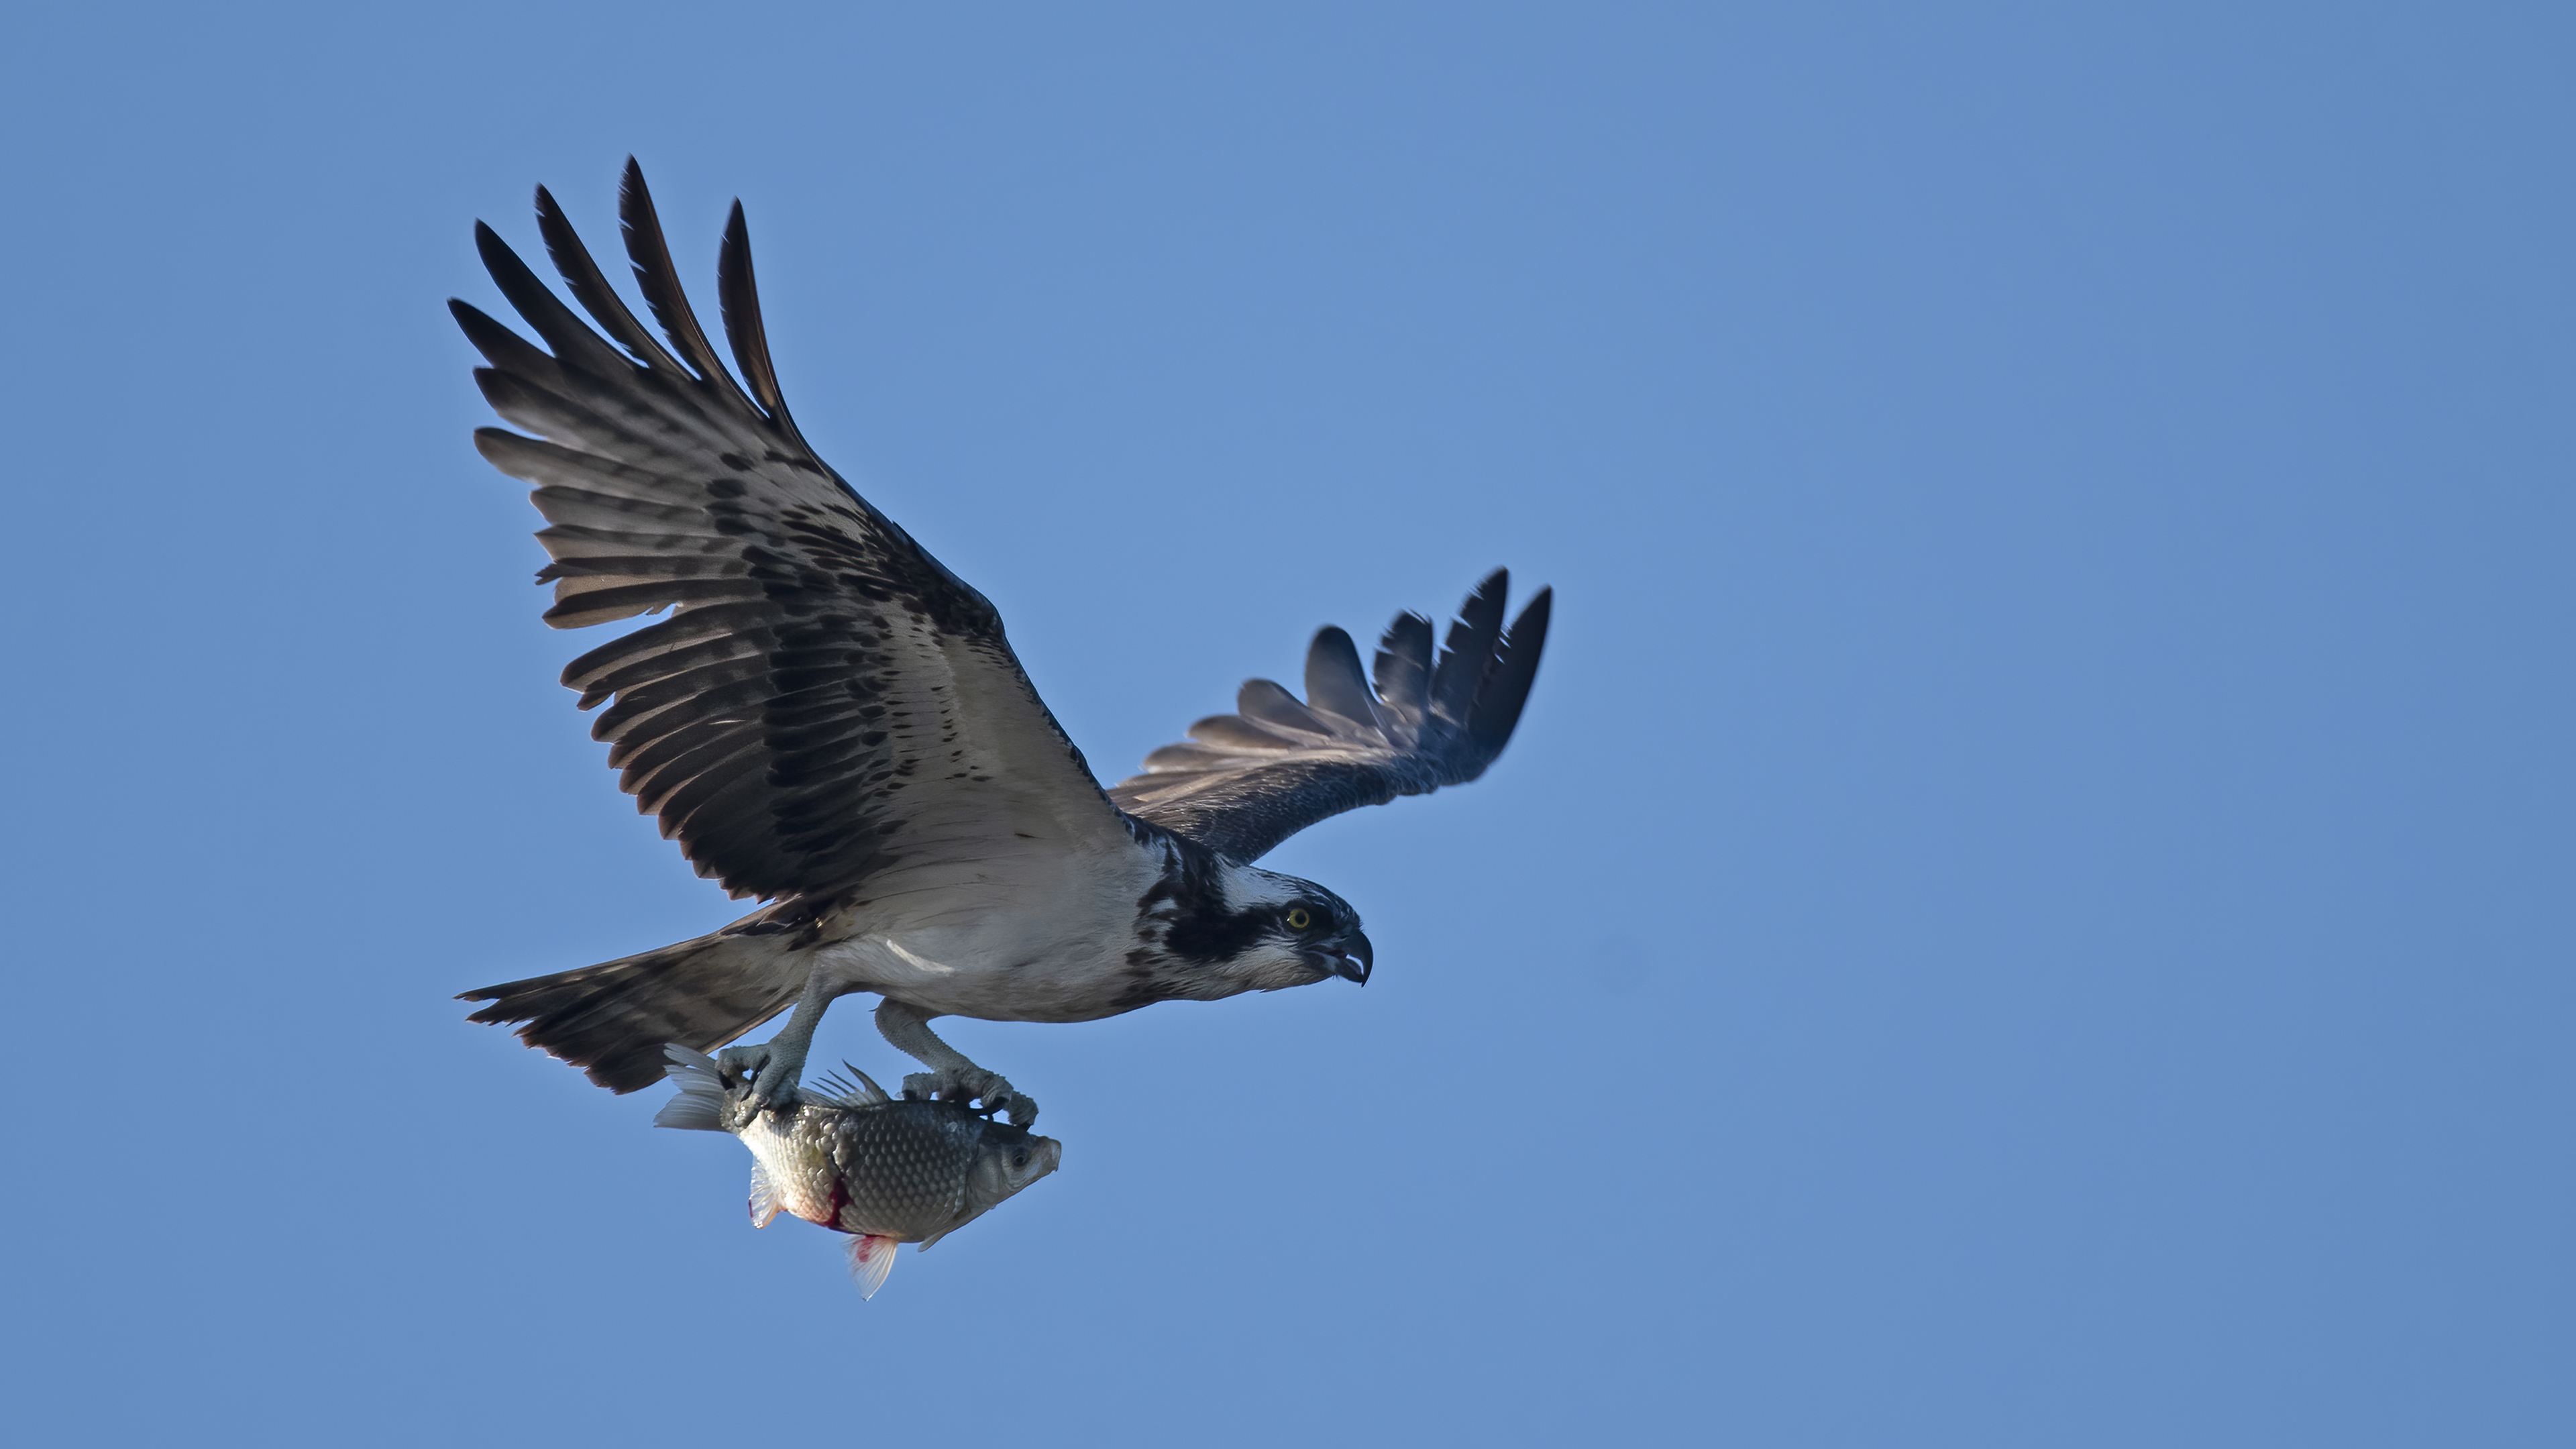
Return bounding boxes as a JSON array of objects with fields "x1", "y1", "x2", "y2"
[{"x1": 1, "y1": 3, "x2": 2567, "y2": 1444}]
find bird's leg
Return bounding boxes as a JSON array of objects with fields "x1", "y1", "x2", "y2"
[
  {"x1": 716, "y1": 971, "x2": 841, "y2": 1113},
  {"x1": 874, "y1": 999, "x2": 1037, "y2": 1126}
]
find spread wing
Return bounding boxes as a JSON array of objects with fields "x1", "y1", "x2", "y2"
[
  {"x1": 1109, "y1": 572, "x2": 1552, "y2": 863},
  {"x1": 453, "y1": 160, "x2": 1124, "y2": 904}
]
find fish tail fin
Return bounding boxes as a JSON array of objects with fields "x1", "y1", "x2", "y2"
[
  {"x1": 456, "y1": 926, "x2": 806, "y2": 1093},
  {"x1": 652, "y1": 1044, "x2": 731, "y2": 1132},
  {"x1": 748, "y1": 1161, "x2": 780, "y2": 1228},
  {"x1": 846, "y1": 1234, "x2": 900, "y2": 1299}
]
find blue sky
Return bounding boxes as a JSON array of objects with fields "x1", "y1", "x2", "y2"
[{"x1": 1, "y1": 3, "x2": 2567, "y2": 1444}]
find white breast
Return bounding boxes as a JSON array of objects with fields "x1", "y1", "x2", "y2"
[{"x1": 808, "y1": 826, "x2": 1170, "y2": 1022}]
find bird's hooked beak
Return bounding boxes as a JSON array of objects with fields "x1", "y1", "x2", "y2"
[{"x1": 1325, "y1": 928, "x2": 1373, "y2": 985}]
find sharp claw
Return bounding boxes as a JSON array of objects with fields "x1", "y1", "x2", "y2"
[
  {"x1": 714, "y1": 1046, "x2": 763, "y2": 1094},
  {"x1": 716, "y1": 1044, "x2": 804, "y2": 1112},
  {"x1": 894, "y1": 1069, "x2": 1035, "y2": 1124}
]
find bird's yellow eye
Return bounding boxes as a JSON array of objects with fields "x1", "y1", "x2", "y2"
[{"x1": 1285, "y1": 907, "x2": 1312, "y2": 930}]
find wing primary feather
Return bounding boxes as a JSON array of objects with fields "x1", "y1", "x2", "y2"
[
  {"x1": 535, "y1": 182, "x2": 689, "y2": 377},
  {"x1": 615, "y1": 157, "x2": 759, "y2": 417},
  {"x1": 474, "y1": 427, "x2": 683, "y2": 505},
  {"x1": 1234, "y1": 678, "x2": 1336, "y2": 738},
  {"x1": 1110, "y1": 572, "x2": 1552, "y2": 860},
  {"x1": 468, "y1": 364, "x2": 627, "y2": 452},
  {"x1": 448, "y1": 299, "x2": 560, "y2": 383},
  {"x1": 1187, "y1": 715, "x2": 1304, "y2": 751},
  {"x1": 472, "y1": 222, "x2": 640, "y2": 383},
  {"x1": 1466, "y1": 586, "x2": 1552, "y2": 761},
  {"x1": 459, "y1": 166, "x2": 1124, "y2": 906},
  {"x1": 1372, "y1": 611, "x2": 1434, "y2": 745},
  {"x1": 1303, "y1": 627, "x2": 1384, "y2": 735},
  {"x1": 716, "y1": 200, "x2": 814, "y2": 453},
  {"x1": 1430, "y1": 569, "x2": 1509, "y2": 729}
]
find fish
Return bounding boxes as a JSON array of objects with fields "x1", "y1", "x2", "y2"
[{"x1": 654, "y1": 1044, "x2": 1063, "y2": 1297}]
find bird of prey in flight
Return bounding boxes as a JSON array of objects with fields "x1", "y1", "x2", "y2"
[{"x1": 454, "y1": 161, "x2": 1551, "y2": 1123}]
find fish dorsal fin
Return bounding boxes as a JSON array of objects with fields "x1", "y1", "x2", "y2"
[
  {"x1": 845, "y1": 1233, "x2": 900, "y2": 1299},
  {"x1": 812, "y1": 1063, "x2": 890, "y2": 1108},
  {"x1": 748, "y1": 1161, "x2": 780, "y2": 1229},
  {"x1": 653, "y1": 1044, "x2": 731, "y2": 1132}
]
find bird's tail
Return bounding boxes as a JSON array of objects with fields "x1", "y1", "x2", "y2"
[{"x1": 458, "y1": 928, "x2": 805, "y2": 1093}]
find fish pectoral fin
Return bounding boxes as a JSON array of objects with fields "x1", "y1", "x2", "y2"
[
  {"x1": 846, "y1": 1234, "x2": 900, "y2": 1299},
  {"x1": 916, "y1": 1200, "x2": 994, "y2": 1254},
  {"x1": 748, "y1": 1163, "x2": 780, "y2": 1229}
]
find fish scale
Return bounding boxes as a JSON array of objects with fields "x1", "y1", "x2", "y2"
[
  {"x1": 656, "y1": 1044, "x2": 1061, "y2": 1298},
  {"x1": 826, "y1": 1102, "x2": 979, "y2": 1229}
]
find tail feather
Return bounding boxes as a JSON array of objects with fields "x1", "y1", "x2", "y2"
[{"x1": 459, "y1": 930, "x2": 804, "y2": 1093}]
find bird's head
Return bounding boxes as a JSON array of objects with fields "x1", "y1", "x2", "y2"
[{"x1": 1153, "y1": 863, "x2": 1374, "y2": 998}]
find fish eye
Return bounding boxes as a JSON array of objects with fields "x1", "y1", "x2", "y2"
[
  {"x1": 1285, "y1": 907, "x2": 1312, "y2": 930},
  {"x1": 1012, "y1": 1149, "x2": 1030, "y2": 1168}
]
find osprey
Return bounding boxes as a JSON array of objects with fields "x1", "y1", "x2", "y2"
[{"x1": 454, "y1": 162, "x2": 1550, "y2": 1123}]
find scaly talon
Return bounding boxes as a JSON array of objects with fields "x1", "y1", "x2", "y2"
[
  {"x1": 873, "y1": 999, "x2": 1038, "y2": 1124},
  {"x1": 900, "y1": 1067, "x2": 1037, "y2": 1126},
  {"x1": 716, "y1": 1042, "x2": 803, "y2": 1112}
]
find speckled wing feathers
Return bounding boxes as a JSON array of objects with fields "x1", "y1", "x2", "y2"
[
  {"x1": 1108, "y1": 572, "x2": 1551, "y2": 863},
  {"x1": 454, "y1": 160, "x2": 1116, "y2": 904}
]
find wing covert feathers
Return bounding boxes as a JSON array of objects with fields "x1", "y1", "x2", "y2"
[
  {"x1": 455, "y1": 160, "x2": 1114, "y2": 905},
  {"x1": 1109, "y1": 572, "x2": 1552, "y2": 862}
]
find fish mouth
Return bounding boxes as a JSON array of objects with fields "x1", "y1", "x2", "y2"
[{"x1": 1305, "y1": 929, "x2": 1373, "y2": 985}]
